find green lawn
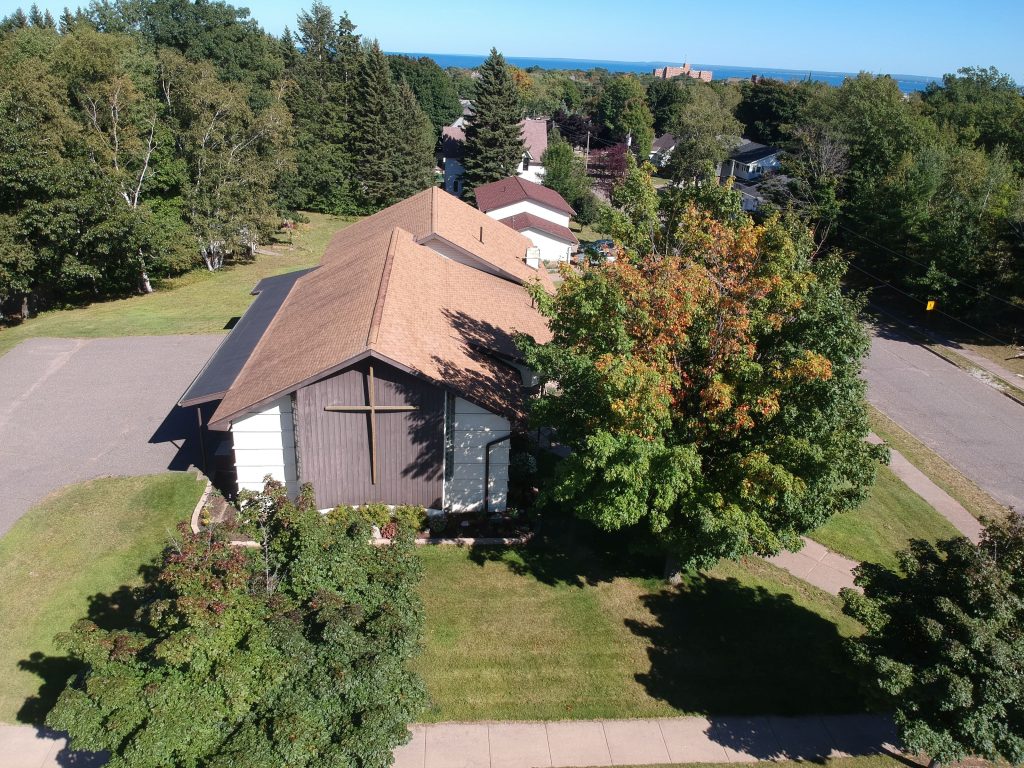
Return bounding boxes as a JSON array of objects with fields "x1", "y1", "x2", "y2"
[
  {"x1": 809, "y1": 465, "x2": 961, "y2": 572},
  {"x1": 0, "y1": 473, "x2": 202, "y2": 724},
  {"x1": 0, "y1": 212, "x2": 356, "y2": 357},
  {"x1": 414, "y1": 539, "x2": 867, "y2": 722}
]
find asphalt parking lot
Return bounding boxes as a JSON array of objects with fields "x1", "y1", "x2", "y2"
[{"x1": 0, "y1": 335, "x2": 222, "y2": 536}]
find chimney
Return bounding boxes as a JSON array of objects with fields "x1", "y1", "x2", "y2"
[{"x1": 525, "y1": 246, "x2": 541, "y2": 269}]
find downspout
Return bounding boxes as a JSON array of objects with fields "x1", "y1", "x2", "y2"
[{"x1": 483, "y1": 433, "x2": 511, "y2": 515}]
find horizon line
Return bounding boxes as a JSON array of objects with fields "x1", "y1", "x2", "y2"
[{"x1": 387, "y1": 50, "x2": 941, "y2": 81}]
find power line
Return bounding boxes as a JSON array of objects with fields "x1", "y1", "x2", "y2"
[
  {"x1": 846, "y1": 261, "x2": 1021, "y2": 349},
  {"x1": 837, "y1": 222, "x2": 1024, "y2": 316}
]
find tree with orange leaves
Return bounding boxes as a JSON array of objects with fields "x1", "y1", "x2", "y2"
[{"x1": 521, "y1": 188, "x2": 882, "y2": 570}]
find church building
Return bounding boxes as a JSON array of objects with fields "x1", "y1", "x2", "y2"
[{"x1": 179, "y1": 188, "x2": 553, "y2": 513}]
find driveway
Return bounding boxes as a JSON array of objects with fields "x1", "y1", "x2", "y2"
[
  {"x1": 863, "y1": 327, "x2": 1024, "y2": 512},
  {"x1": 0, "y1": 335, "x2": 223, "y2": 536}
]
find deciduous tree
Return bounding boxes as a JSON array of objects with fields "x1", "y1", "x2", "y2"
[{"x1": 521, "y1": 196, "x2": 880, "y2": 570}]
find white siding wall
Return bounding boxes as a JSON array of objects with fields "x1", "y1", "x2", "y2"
[
  {"x1": 521, "y1": 227, "x2": 573, "y2": 263},
  {"x1": 447, "y1": 397, "x2": 510, "y2": 513},
  {"x1": 517, "y1": 161, "x2": 545, "y2": 184},
  {"x1": 485, "y1": 200, "x2": 570, "y2": 228},
  {"x1": 444, "y1": 157, "x2": 465, "y2": 195},
  {"x1": 232, "y1": 396, "x2": 299, "y2": 497}
]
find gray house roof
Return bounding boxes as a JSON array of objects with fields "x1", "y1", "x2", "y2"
[{"x1": 178, "y1": 268, "x2": 313, "y2": 407}]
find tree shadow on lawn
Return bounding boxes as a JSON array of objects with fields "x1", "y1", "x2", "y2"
[
  {"x1": 468, "y1": 516, "x2": 664, "y2": 588},
  {"x1": 16, "y1": 564, "x2": 160, "y2": 726},
  {"x1": 629, "y1": 571, "x2": 870, "y2": 716}
]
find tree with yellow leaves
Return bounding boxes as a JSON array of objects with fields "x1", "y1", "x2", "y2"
[{"x1": 521, "y1": 186, "x2": 882, "y2": 570}]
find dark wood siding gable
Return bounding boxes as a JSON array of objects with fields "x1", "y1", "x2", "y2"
[{"x1": 294, "y1": 358, "x2": 445, "y2": 509}]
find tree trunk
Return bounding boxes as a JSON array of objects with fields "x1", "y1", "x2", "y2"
[
  {"x1": 19, "y1": 294, "x2": 29, "y2": 321},
  {"x1": 664, "y1": 555, "x2": 683, "y2": 585},
  {"x1": 138, "y1": 251, "x2": 153, "y2": 294}
]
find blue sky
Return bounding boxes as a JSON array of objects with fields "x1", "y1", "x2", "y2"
[{"x1": 8, "y1": 0, "x2": 1024, "y2": 79}]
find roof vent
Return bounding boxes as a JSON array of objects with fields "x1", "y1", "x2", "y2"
[{"x1": 479, "y1": 226, "x2": 484, "y2": 243}]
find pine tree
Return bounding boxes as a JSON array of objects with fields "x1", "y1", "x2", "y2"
[
  {"x1": 391, "y1": 77, "x2": 437, "y2": 199},
  {"x1": 281, "y1": 3, "x2": 360, "y2": 214},
  {"x1": 349, "y1": 40, "x2": 399, "y2": 212},
  {"x1": 461, "y1": 48, "x2": 525, "y2": 200}
]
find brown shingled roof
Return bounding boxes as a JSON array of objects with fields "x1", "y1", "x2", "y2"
[
  {"x1": 499, "y1": 212, "x2": 578, "y2": 244},
  {"x1": 209, "y1": 193, "x2": 553, "y2": 429},
  {"x1": 474, "y1": 176, "x2": 575, "y2": 216},
  {"x1": 321, "y1": 187, "x2": 555, "y2": 293}
]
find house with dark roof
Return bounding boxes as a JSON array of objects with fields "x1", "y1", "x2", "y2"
[
  {"x1": 649, "y1": 133, "x2": 677, "y2": 168},
  {"x1": 441, "y1": 116, "x2": 549, "y2": 196},
  {"x1": 179, "y1": 187, "x2": 551, "y2": 514},
  {"x1": 474, "y1": 177, "x2": 578, "y2": 264},
  {"x1": 721, "y1": 139, "x2": 782, "y2": 181}
]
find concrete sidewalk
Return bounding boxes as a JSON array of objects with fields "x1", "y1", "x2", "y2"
[
  {"x1": 868, "y1": 434, "x2": 983, "y2": 543},
  {"x1": 767, "y1": 537, "x2": 859, "y2": 595},
  {"x1": 394, "y1": 715, "x2": 899, "y2": 768}
]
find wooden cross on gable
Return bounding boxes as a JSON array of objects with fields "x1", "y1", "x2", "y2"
[{"x1": 324, "y1": 365, "x2": 417, "y2": 485}]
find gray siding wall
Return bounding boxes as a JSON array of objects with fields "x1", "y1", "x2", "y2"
[
  {"x1": 447, "y1": 397, "x2": 510, "y2": 512},
  {"x1": 294, "y1": 360, "x2": 445, "y2": 509}
]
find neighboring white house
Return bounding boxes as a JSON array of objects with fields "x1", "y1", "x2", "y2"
[
  {"x1": 720, "y1": 139, "x2": 782, "y2": 181},
  {"x1": 650, "y1": 133, "x2": 677, "y2": 168},
  {"x1": 473, "y1": 176, "x2": 578, "y2": 263},
  {"x1": 441, "y1": 116, "x2": 550, "y2": 195}
]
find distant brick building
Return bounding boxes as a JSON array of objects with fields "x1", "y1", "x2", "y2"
[{"x1": 651, "y1": 62, "x2": 713, "y2": 82}]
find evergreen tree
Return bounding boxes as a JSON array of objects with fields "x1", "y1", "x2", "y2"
[
  {"x1": 280, "y1": 3, "x2": 360, "y2": 213},
  {"x1": 461, "y1": 48, "x2": 525, "y2": 200},
  {"x1": 391, "y1": 77, "x2": 438, "y2": 198},
  {"x1": 388, "y1": 54, "x2": 461, "y2": 131},
  {"x1": 843, "y1": 518, "x2": 1024, "y2": 767},
  {"x1": 348, "y1": 40, "x2": 399, "y2": 212}
]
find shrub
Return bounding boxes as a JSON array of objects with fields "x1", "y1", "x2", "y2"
[
  {"x1": 427, "y1": 513, "x2": 449, "y2": 536},
  {"x1": 393, "y1": 505, "x2": 427, "y2": 533},
  {"x1": 47, "y1": 479, "x2": 426, "y2": 767}
]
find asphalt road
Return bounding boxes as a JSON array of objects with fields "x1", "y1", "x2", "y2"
[
  {"x1": 0, "y1": 335, "x2": 222, "y2": 536},
  {"x1": 863, "y1": 328, "x2": 1024, "y2": 512}
]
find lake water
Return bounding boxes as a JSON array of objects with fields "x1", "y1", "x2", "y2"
[{"x1": 391, "y1": 51, "x2": 940, "y2": 93}]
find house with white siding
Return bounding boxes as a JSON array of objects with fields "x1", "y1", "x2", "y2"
[
  {"x1": 179, "y1": 188, "x2": 553, "y2": 514},
  {"x1": 474, "y1": 176, "x2": 578, "y2": 264},
  {"x1": 442, "y1": 116, "x2": 550, "y2": 196}
]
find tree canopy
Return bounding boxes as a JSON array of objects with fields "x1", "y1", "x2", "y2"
[
  {"x1": 461, "y1": 48, "x2": 526, "y2": 200},
  {"x1": 843, "y1": 517, "x2": 1024, "y2": 767},
  {"x1": 521, "y1": 178, "x2": 881, "y2": 569}
]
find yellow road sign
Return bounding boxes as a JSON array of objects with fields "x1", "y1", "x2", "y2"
[{"x1": 926, "y1": 300, "x2": 936, "y2": 311}]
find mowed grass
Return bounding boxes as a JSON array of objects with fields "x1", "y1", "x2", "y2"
[
  {"x1": 809, "y1": 465, "x2": 961, "y2": 571},
  {"x1": 0, "y1": 473, "x2": 202, "y2": 724},
  {"x1": 0, "y1": 212, "x2": 357, "y2": 357},
  {"x1": 414, "y1": 541, "x2": 867, "y2": 722}
]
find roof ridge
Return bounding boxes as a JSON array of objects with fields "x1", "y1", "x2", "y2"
[
  {"x1": 430, "y1": 186, "x2": 439, "y2": 233},
  {"x1": 367, "y1": 227, "x2": 404, "y2": 347}
]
